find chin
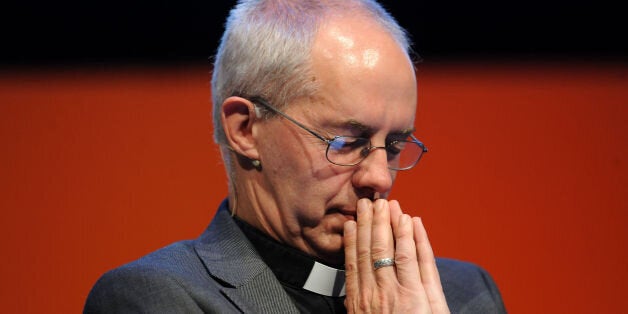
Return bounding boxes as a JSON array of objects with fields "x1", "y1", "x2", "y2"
[
  {"x1": 302, "y1": 221, "x2": 347, "y2": 264},
  {"x1": 310, "y1": 236, "x2": 345, "y2": 266}
]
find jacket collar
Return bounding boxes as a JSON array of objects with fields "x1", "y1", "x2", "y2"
[{"x1": 193, "y1": 199, "x2": 299, "y2": 313}]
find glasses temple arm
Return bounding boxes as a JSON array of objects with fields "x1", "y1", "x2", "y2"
[
  {"x1": 250, "y1": 97, "x2": 331, "y2": 144},
  {"x1": 410, "y1": 134, "x2": 428, "y2": 152}
]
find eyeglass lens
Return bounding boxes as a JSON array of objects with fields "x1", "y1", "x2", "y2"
[{"x1": 326, "y1": 136, "x2": 423, "y2": 170}]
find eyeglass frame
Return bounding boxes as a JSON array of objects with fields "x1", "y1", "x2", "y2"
[{"x1": 248, "y1": 96, "x2": 428, "y2": 171}]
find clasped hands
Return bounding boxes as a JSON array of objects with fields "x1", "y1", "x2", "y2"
[{"x1": 344, "y1": 199, "x2": 450, "y2": 313}]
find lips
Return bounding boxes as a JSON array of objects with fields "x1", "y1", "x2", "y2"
[
  {"x1": 341, "y1": 212, "x2": 356, "y2": 221},
  {"x1": 327, "y1": 206, "x2": 357, "y2": 221}
]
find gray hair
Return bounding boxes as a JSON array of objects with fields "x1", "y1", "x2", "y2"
[{"x1": 211, "y1": 0, "x2": 413, "y2": 179}]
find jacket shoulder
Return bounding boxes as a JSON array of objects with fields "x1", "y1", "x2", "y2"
[
  {"x1": 84, "y1": 241, "x2": 234, "y2": 313},
  {"x1": 436, "y1": 257, "x2": 507, "y2": 314}
]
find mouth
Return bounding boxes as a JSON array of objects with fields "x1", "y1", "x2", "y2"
[{"x1": 326, "y1": 206, "x2": 357, "y2": 221}]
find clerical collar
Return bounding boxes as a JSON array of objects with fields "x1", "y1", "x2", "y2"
[{"x1": 234, "y1": 217, "x2": 346, "y2": 297}]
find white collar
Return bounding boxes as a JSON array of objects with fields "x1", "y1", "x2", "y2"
[{"x1": 303, "y1": 261, "x2": 346, "y2": 297}]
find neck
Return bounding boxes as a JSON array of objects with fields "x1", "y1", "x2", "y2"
[{"x1": 230, "y1": 171, "x2": 283, "y2": 242}]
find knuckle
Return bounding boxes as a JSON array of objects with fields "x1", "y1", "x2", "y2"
[
  {"x1": 345, "y1": 261, "x2": 358, "y2": 273},
  {"x1": 370, "y1": 242, "x2": 388, "y2": 257},
  {"x1": 358, "y1": 294, "x2": 373, "y2": 313},
  {"x1": 357, "y1": 245, "x2": 371, "y2": 258},
  {"x1": 394, "y1": 250, "x2": 414, "y2": 265},
  {"x1": 357, "y1": 253, "x2": 371, "y2": 265}
]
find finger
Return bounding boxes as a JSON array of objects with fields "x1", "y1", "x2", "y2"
[
  {"x1": 392, "y1": 214, "x2": 425, "y2": 296},
  {"x1": 356, "y1": 198, "x2": 375, "y2": 285},
  {"x1": 413, "y1": 217, "x2": 450, "y2": 313},
  {"x1": 388, "y1": 200, "x2": 403, "y2": 231},
  {"x1": 343, "y1": 220, "x2": 359, "y2": 311},
  {"x1": 371, "y1": 199, "x2": 396, "y2": 280}
]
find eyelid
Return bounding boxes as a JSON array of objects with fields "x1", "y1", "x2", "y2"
[{"x1": 321, "y1": 127, "x2": 368, "y2": 139}]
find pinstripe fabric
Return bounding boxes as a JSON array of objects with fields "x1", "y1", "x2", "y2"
[{"x1": 85, "y1": 199, "x2": 506, "y2": 313}]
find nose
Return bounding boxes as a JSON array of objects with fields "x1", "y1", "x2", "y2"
[{"x1": 352, "y1": 146, "x2": 394, "y2": 195}]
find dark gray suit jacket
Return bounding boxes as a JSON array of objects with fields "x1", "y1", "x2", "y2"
[{"x1": 84, "y1": 200, "x2": 507, "y2": 313}]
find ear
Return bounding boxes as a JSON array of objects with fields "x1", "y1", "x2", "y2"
[{"x1": 221, "y1": 96, "x2": 260, "y2": 160}]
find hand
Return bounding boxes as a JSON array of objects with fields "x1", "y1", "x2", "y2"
[{"x1": 343, "y1": 198, "x2": 450, "y2": 313}]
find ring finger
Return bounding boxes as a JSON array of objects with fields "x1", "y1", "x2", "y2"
[{"x1": 370, "y1": 199, "x2": 397, "y2": 282}]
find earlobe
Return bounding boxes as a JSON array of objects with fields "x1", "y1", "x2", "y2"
[{"x1": 221, "y1": 96, "x2": 260, "y2": 161}]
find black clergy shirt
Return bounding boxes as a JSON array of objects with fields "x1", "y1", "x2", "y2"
[{"x1": 234, "y1": 217, "x2": 347, "y2": 313}]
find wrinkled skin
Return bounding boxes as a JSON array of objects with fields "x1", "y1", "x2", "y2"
[{"x1": 222, "y1": 13, "x2": 449, "y2": 313}]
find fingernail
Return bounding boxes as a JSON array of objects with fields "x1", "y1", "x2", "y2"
[
  {"x1": 357, "y1": 199, "x2": 370, "y2": 214},
  {"x1": 400, "y1": 214, "x2": 410, "y2": 225},
  {"x1": 344, "y1": 221, "x2": 356, "y2": 232}
]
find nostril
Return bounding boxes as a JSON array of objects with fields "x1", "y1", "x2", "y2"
[{"x1": 355, "y1": 187, "x2": 376, "y2": 201}]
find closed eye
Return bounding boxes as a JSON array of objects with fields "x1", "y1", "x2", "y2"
[{"x1": 328, "y1": 136, "x2": 369, "y2": 153}]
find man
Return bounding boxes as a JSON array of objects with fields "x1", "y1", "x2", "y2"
[{"x1": 85, "y1": 0, "x2": 506, "y2": 313}]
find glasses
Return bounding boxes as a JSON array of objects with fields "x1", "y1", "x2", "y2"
[{"x1": 250, "y1": 97, "x2": 428, "y2": 171}]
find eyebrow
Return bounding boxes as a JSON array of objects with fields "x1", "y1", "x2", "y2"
[
  {"x1": 344, "y1": 119, "x2": 415, "y2": 136},
  {"x1": 346, "y1": 119, "x2": 373, "y2": 133}
]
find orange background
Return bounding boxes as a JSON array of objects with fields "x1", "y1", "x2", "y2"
[{"x1": 1, "y1": 61, "x2": 626, "y2": 313}]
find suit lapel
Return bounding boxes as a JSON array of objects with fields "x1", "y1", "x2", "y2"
[{"x1": 194, "y1": 200, "x2": 299, "y2": 313}]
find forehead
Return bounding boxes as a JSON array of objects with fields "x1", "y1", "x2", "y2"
[{"x1": 307, "y1": 14, "x2": 417, "y2": 131}]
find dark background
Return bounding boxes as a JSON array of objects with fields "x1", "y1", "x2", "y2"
[{"x1": 2, "y1": 0, "x2": 626, "y2": 66}]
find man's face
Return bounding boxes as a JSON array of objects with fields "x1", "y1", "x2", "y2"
[{"x1": 252, "y1": 16, "x2": 417, "y2": 264}]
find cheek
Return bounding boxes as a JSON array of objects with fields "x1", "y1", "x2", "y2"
[
  {"x1": 256, "y1": 136, "x2": 324, "y2": 199},
  {"x1": 262, "y1": 138, "x2": 333, "y2": 183},
  {"x1": 257, "y1": 127, "x2": 355, "y2": 210}
]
